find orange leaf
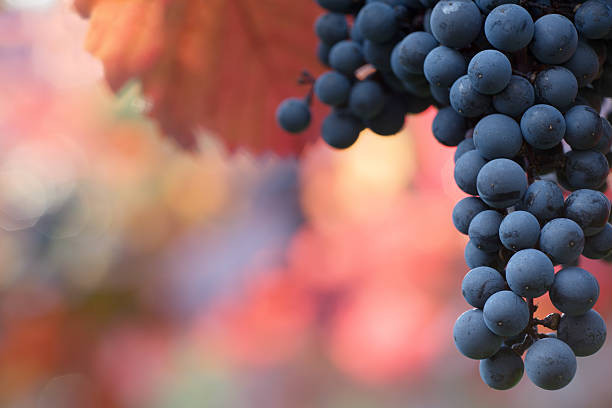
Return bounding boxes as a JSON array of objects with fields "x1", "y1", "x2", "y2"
[{"x1": 80, "y1": 0, "x2": 325, "y2": 154}]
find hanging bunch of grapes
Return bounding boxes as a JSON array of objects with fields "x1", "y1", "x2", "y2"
[{"x1": 277, "y1": 0, "x2": 612, "y2": 391}]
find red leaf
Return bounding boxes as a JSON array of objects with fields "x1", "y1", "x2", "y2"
[{"x1": 80, "y1": 0, "x2": 325, "y2": 154}]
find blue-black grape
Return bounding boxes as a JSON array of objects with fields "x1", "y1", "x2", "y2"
[
  {"x1": 473, "y1": 114, "x2": 522, "y2": 159},
  {"x1": 505, "y1": 249, "x2": 554, "y2": 298},
  {"x1": 549, "y1": 266, "x2": 599, "y2": 316},
  {"x1": 492, "y1": 75, "x2": 535, "y2": 118},
  {"x1": 391, "y1": 31, "x2": 438, "y2": 78},
  {"x1": 329, "y1": 40, "x2": 365, "y2": 76},
  {"x1": 317, "y1": 0, "x2": 364, "y2": 13},
  {"x1": 462, "y1": 266, "x2": 507, "y2": 308},
  {"x1": 430, "y1": 84, "x2": 451, "y2": 105},
  {"x1": 483, "y1": 290, "x2": 530, "y2": 337},
  {"x1": 499, "y1": 211, "x2": 541, "y2": 251},
  {"x1": 469, "y1": 210, "x2": 504, "y2": 252},
  {"x1": 349, "y1": 80, "x2": 386, "y2": 120},
  {"x1": 521, "y1": 180, "x2": 565, "y2": 224},
  {"x1": 563, "y1": 105, "x2": 603, "y2": 151},
  {"x1": 524, "y1": 338, "x2": 577, "y2": 390},
  {"x1": 357, "y1": 2, "x2": 398, "y2": 43},
  {"x1": 432, "y1": 106, "x2": 467, "y2": 147},
  {"x1": 317, "y1": 42, "x2": 332, "y2": 66},
  {"x1": 423, "y1": 46, "x2": 467, "y2": 88},
  {"x1": 315, "y1": 71, "x2": 352, "y2": 107},
  {"x1": 455, "y1": 150, "x2": 487, "y2": 195},
  {"x1": 315, "y1": 13, "x2": 349, "y2": 45},
  {"x1": 563, "y1": 41, "x2": 601, "y2": 87},
  {"x1": 276, "y1": 98, "x2": 311, "y2": 133},
  {"x1": 321, "y1": 109, "x2": 364, "y2": 149},
  {"x1": 520, "y1": 104, "x2": 566, "y2": 150},
  {"x1": 477, "y1": 158, "x2": 528, "y2": 209},
  {"x1": 558, "y1": 309, "x2": 607, "y2": 357},
  {"x1": 479, "y1": 347, "x2": 524, "y2": 390},
  {"x1": 595, "y1": 117, "x2": 612, "y2": 154},
  {"x1": 452, "y1": 196, "x2": 488, "y2": 235},
  {"x1": 564, "y1": 189, "x2": 611, "y2": 237},
  {"x1": 465, "y1": 240, "x2": 501, "y2": 269},
  {"x1": 539, "y1": 218, "x2": 585, "y2": 264},
  {"x1": 484, "y1": 4, "x2": 533, "y2": 52},
  {"x1": 454, "y1": 137, "x2": 476, "y2": 163},
  {"x1": 468, "y1": 50, "x2": 512, "y2": 95},
  {"x1": 530, "y1": 14, "x2": 578, "y2": 64},
  {"x1": 574, "y1": 0, "x2": 612, "y2": 40},
  {"x1": 564, "y1": 150, "x2": 609, "y2": 190},
  {"x1": 583, "y1": 223, "x2": 612, "y2": 259},
  {"x1": 430, "y1": 1, "x2": 483, "y2": 49},
  {"x1": 454, "y1": 308, "x2": 503, "y2": 360},
  {"x1": 534, "y1": 67, "x2": 578, "y2": 111},
  {"x1": 450, "y1": 75, "x2": 492, "y2": 118}
]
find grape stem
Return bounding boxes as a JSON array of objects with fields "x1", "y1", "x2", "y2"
[
  {"x1": 512, "y1": 299, "x2": 562, "y2": 355},
  {"x1": 298, "y1": 71, "x2": 316, "y2": 107}
]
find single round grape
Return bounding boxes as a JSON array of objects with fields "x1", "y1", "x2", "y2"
[
  {"x1": 525, "y1": 338, "x2": 577, "y2": 390},
  {"x1": 468, "y1": 50, "x2": 512, "y2": 95},
  {"x1": 477, "y1": 159, "x2": 527, "y2": 209},
  {"x1": 454, "y1": 137, "x2": 476, "y2": 163},
  {"x1": 455, "y1": 150, "x2": 487, "y2": 195},
  {"x1": 534, "y1": 67, "x2": 578, "y2": 111},
  {"x1": 423, "y1": 46, "x2": 467, "y2": 88},
  {"x1": 520, "y1": 104, "x2": 566, "y2": 150},
  {"x1": 499, "y1": 211, "x2": 541, "y2": 251},
  {"x1": 492, "y1": 75, "x2": 535, "y2": 118},
  {"x1": 356, "y1": 2, "x2": 398, "y2": 43},
  {"x1": 484, "y1": 4, "x2": 533, "y2": 52},
  {"x1": 564, "y1": 105, "x2": 603, "y2": 151},
  {"x1": 563, "y1": 41, "x2": 600, "y2": 87},
  {"x1": 315, "y1": 13, "x2": 349, "y2": 45},
  {"x1": 583, "y1": 223, "x2": 612, "y2": 259},
  {"x1": 479, "y1": 347, "x2": 524, "y2": 390},
  {"x1": 314, "y1": 71, "x2": 352, "y2": 107},
  {"x1": 483, "y1": 290, "x2": 530, "y2": 337},
  {"x1": 506, "y1": 249, "x2": 554, "y2": 298},
  {"x1": 574, "y1": 0, "x2": 612, "y2": 40},
  {"x1": 564, "y1": 150, "x2": 609, "y2": 190},
  {"x1": 329, "y1": 41, "x2": 365, "y2": 76},
  {"x1": 465, "y1": 240, "x2": 501, "y2": 269},
  {"x1": 564, "y1": 189, "x2": 611, "y2": 237},
  {"x1": 539, "y1": 218, "x2": 585, "y2": 264},
  {"x1": 452, "y1": 196, "x2": 488, "y2": 235},
  {"x1": 433, "y1": 106, "x2": 467, "y2": 147},
  {"x1": 530, "y1": 14, "x2": 578, "y2": 64},
  {"x1": 430, "y1": 1, "x2": 483, "y2": 49},
  {"x1": 474, "y1": 0, "x2": 518, "y2": 15},
  {"x1": 321, "y1": 109, "x2": 364, "y2": 149},
  {"x1": 453, "y1": 309, "x2": 503, "y2": 360},
  {"x1": 469, "y1": 210, "x2": 504, "y2": 252},
  {"x1": 558, "y1": 309, "x2": 607, "y2": 357},
  {"x1": 473, "y1": 114, "x2": 522, "y2": 159},
  {"x1": 521, "y1": 180, "x2": 565, "y2": 224},
  {"x1": 349, "y1": 80, "x2": 386, "y2": 120},
  {"x1": 391, "y1": 31, "x2": 438, "y2": 78},
  {"x1": 549, "y1": 266, "x2": 599, "y2": 316},
  {"x1": 450, "y1": 75, "x2": 491, "y2": 118},
  {"x1": 276, "y1": 98, "x2": 311, "y2": 133},
  {"x1": 462, "y1": 266, "x2": 507, "y2": 309}
]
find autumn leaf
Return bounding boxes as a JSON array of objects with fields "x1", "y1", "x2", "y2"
[{"x1": 77, "y1": 0, "x2": 325, "y2": 154}]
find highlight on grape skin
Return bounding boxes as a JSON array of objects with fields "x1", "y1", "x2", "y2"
[{"x1": 276, "y1": 0, "x2": 612, "y2": 391}]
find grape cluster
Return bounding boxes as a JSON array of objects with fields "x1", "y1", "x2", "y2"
[{"x1": 276, "y1": 0, "x2": 612, "y2": 391}]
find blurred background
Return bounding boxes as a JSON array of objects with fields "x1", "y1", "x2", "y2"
[{"x1": 0, "y1": 1, "x2": 611, "y2": 407}]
